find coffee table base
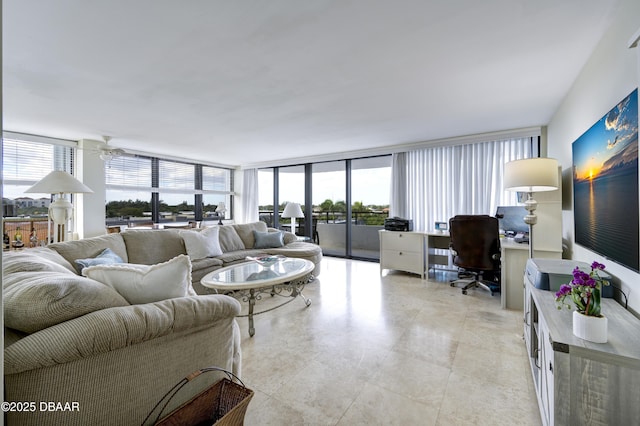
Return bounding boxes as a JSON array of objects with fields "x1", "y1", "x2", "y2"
[{"x1": 227, "y1": 273, "x2": 313, "y2": 337}]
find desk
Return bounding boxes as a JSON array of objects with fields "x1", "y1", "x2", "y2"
[
  {"x1": 500, "y1": 239, "x2": 561, "y2": 310},
  {"x1": 425, "y1": 231, "x2": 454, "y2": 272},
  {"x1": 380, "y1": 231, "x2": 561, "y2": 310}
]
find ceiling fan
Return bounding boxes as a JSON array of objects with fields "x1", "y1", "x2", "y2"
[{"x1": 98, "y1": 136, "x2": 126, "y2": 161}]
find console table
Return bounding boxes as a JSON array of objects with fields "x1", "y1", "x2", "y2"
[{"x1": 524, "y1": 277, "x2": 640, "y2": 425}]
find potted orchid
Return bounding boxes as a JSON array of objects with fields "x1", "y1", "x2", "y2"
[{"x1": 555, "y1": 261, "x2": 609, "y2": 342}]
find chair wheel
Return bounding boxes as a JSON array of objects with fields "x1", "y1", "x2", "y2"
[
  {"x1": 450, "y1": 283, "x2": 455, "y2": 287},
  {"x1": 462, "y1": 290, "x2": 468, "y2": 295}
]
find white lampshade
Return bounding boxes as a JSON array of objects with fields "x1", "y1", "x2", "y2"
[
  {"x1": 24, "y1": 171, "x2": 93, "y2": 195},
  {"x1": 282, "y1": 202, "x2": 304, "y2": 218},
  {"x1": 24, "y1": 171, "x2": 93, "y2": 243},
  {"x1": 215, "y1": 202, "x2": 227, "y2": 213},
  {"x1": 504, "y1": 158, "x2": 559, "y2": 192}
]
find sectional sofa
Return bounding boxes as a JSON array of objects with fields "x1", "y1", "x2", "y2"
[{"x1": 2, "y1": 221, "x2": 322, "y2": 425}]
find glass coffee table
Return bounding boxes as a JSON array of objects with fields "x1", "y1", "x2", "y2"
[{"x1": 201, "y1": 258, "x2": 314, "y2": 337}]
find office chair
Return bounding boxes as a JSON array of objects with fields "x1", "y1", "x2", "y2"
[{"x1": 448, "y1": 215, "x2": 501, "y2": 295}]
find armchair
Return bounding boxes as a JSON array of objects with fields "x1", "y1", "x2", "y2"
[{"x1": 448, "y1": 215, "x2": 501, "y2": 295}]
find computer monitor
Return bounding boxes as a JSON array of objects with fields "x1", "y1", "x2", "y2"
[{"x1": 495, "y1": 206, "x2": 529, "y2": 235}]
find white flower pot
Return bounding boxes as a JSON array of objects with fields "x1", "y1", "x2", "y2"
[{"x1": 573, "y1": 310, "x2": 608, "y2": 343}]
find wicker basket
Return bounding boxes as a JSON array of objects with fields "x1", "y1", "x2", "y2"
[{"x1": 144, "y1": 367, "x2": 254, "y2": 426}]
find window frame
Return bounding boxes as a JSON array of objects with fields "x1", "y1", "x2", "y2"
[{"x1": 105, "y1": 155, "x2": 234, "y2": 227}]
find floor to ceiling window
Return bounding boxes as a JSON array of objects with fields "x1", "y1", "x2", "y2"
[
  {"x1": 313, "y1": 161, "x2": 346, "y2": 256},
  {"x1": 277, "y1": 165, "x2": 305, "y2": 233},
  {"x1": 351, "y1": 157, "x2": 391, "y2": 259},
  {"x1": 259, "y1": 155, "x2": 391, "y2": 260}
]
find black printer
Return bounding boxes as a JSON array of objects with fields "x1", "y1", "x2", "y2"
[{"x1": 384, "y1": 217, "x2": 413, "y2": 232}]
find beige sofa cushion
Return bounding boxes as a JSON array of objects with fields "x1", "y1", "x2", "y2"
[
  {"x1": 3, "y1": 271, "x2": 129, "y2": 334},
  {"x1": 49, "y1": 233, "x2": 129, "y2": 273},
  {"x1": 179, "y1": 227, "x2": 223, "y2": 260},
  {"x1": 217, "y1": 226, "x2": 245, "y2": 252},
  {"x1": 233, "y1": 221, "x2": 268, "y2": 249},
  {"x1": 2, "y1": 247, "x2": 75, "y2": 275},
  {"x1": 83, "y1": 255, "x2": 196, "y2": 304},
  {"x1": 215, "y1": 249, "x2": 265, "y2": 265},
  {"x1": 121, "y1": 229, "x2": 186, "y2": 264}
]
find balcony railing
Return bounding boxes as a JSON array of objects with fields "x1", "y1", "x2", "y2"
[
  {"x1": 2, "y1": 217, "x2": 53, "y2": 250},
  {"x1": 258, "y1": 210, "x2": 388, "y2": 227},
  {"x1": 259, "y1": 210, "x2": 388, "y2": 259}
]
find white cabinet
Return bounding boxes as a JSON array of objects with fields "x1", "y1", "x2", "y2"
[
  {"x1": 379, "y1": 230, "x2": 426, "y2": 278},
  {"x1": 524, "y1": 276, "x2": 640, "y2": 425}
]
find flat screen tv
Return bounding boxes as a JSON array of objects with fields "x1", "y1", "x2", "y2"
[{"x1": 572, "y1": 88, "x2": 639, "y2": 272}]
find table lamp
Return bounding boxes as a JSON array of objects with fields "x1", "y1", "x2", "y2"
[
  {"x1": 504, "y1": 158, "x2": 559, "y2": 258},
  {"x1": 25, "y1": 171, "x2": 93, "y2": 242},
  {"x1": 215, "y1": 202, "x2": 227, "y2": 225},
  {"x1": 282, "y1": 202, "x2": 304, "y2": 235}
]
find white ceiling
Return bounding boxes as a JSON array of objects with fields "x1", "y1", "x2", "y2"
[{"x1": 3, "y1": 0, "x2": 619, "y2": 167}]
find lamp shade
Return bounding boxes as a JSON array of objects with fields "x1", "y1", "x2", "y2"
[
  {"x1": 504, "y1": 158, "x2": 559, "y2": 192},
  {"x1": 215, "y1": 202, "x2": 226, "y2": 213},
  {"x1": 282, "y1": 202, "x2": 304, "y2": 218},
  {"x1": 24, "y1": 171, "x2": 93, "y2": 195}
]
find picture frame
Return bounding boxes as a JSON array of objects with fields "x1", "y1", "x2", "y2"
[
  {"x1": 572, "y1": 88, "x2": 639, "y2": 272},
  {"x1": 435, "y1": 221, "x2": 448, "y2": 232}
]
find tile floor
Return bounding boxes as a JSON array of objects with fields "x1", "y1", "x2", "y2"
[{"x1": 238, "y1": 257, "x2": 541, "y2": 425}]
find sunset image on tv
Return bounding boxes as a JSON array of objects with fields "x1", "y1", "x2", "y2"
[{"x1": 573, "y1": 88, "x2": 638, "y2": 272}]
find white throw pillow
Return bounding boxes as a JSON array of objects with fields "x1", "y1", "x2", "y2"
[
  {"x1": 180, "y1": 227, "x2": 223, "y2": 260},
  {"x1": 82, "y1": 254, "x2": 196, "y2": 304}
]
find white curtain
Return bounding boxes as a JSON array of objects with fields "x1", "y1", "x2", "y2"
[
  {"x1": 390, "y1": 152, "x2": 407, "y2": 218},
  {"x1": 241, "y1": 168, "x2": 259, "y2": 223},
  {"x1": 395, "y1": 138, "x2": 533, "y2": 232}
]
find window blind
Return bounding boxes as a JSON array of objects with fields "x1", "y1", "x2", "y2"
[
  {"x1": 203, "y1": 166, "x2": 231, "y2": 192},
  {"x1": 159, "y1": 160, "x2": 194, "y2": 191},
  {"x1": 105, "y1": 155, "x2": 153, "y2": 191},
  {"x1": 2, "y1": 138, "x2": 74, "y2": 186}
]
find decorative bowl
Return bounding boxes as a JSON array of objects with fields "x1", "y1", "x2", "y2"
[{"x1": 246, "y1": 255, "x2": 285, "y2": 268}]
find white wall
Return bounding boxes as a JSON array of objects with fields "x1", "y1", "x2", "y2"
[
  {"x1": 547, "y1": 0, "x2": 640, "y2": 314},
  {"x1": 76, "y1": 139, "x2": 107, "y2": 238}
]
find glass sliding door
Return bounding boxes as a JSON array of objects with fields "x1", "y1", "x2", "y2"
[
  {"x1": 278, "y1": 165, "x2": 305, "y2": 234},
  {"x1": 258, "y1": 154, "x2": 391, "y2": 259},
  {"x1": 313, "y1": 161, "x2": 346, "y2": 256},
  {"x1": 350, "y1": 156, "x2": 391, "y2": 260}
]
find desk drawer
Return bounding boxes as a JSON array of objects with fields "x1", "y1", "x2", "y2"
[
  {"x1": 382, "y1": 250, "x2": 423, "y2": 274},
  {"x1": 382, "y1": 232, "x2": 424, "y2": 251}
]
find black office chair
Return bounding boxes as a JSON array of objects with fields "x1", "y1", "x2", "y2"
[{"x1": 448, "y1": 215, "x2": 501, "y2": 295}]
